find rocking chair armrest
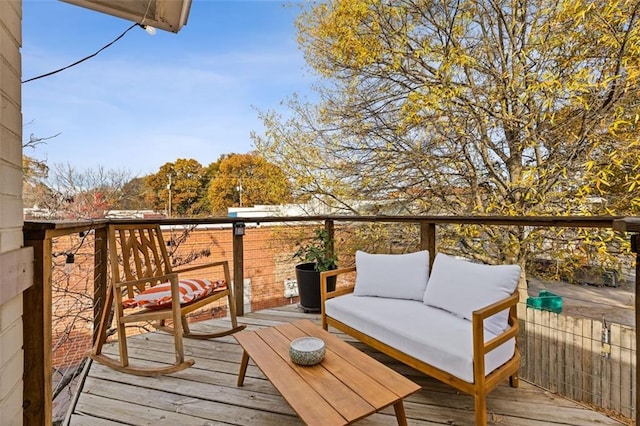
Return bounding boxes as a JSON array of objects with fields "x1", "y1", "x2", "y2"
[
  {"x1": 113, "y1": 273, "x2": 179, "y2": 290},
  {"x1": 172, "y1": 260, "x2": 229, "y2": 275}
]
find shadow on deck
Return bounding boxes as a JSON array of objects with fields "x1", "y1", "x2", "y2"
[{"x1": 66, "y1": 305, "x2": 625, "y2": 425}]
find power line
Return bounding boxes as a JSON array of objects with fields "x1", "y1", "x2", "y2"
[{"x1": 22, "y1": 23, "x2": 139, "y2": 84}]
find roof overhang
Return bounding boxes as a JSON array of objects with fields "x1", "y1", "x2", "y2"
[{"x1": 59, "y1": 0, "x2": 192, "y2": 33}]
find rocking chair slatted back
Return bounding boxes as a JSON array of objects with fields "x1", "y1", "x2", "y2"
[{"x1": 112, "y1": 225, "x2": 172, "y2": 298}]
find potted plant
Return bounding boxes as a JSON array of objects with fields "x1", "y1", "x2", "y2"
[{"x1": 293, "y1": 228, "x2": 338, "y2": 312}]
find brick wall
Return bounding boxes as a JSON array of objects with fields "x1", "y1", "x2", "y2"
[
  {"x1": 0, "y1": 1, "x2": 25, "y2": 424},
  {"x1": 160, "y1": 225, "x2": 304, "y2": 312}
]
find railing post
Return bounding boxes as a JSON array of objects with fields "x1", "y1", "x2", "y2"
[
  {"x1": 420, "y1": 221, "x2": 436, "y2": 272},
  {"x1": 233, "y1": 222, "x2": 245, "y2": 316},
  {"x1": 93, "y1": 226, "x2": 108, "y2": 343},
  {"x1": 324, "y1": 219, "x2": 335, "y2": 258},
  {"x1": 631, "y1": 233, "x2": 639, "y2": 425},
  {"x1": 23, "y1": 230, "x2": 52, "y2": 426}
]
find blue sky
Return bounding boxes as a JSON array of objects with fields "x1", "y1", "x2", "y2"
[{"x1": 22, "y1": 0, "x2": 315, "y2": 177}]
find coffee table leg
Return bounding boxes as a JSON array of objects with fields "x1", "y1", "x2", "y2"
[
  {"x1": 237, "y1": 350, "x2": 250, "y2": 386},
  {"x1": 393, "y1": 400, "x2": 408, "y2": 426}
]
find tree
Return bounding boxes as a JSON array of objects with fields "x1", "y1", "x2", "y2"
[
  {"x1": 116, "y1": 177, "x2": 150, "y2": 210},
  {"x1": 22, "y1": 131, "x2": 59, "y2": 212},
  {"x1": 144, "y1": 158, "x2": 210, "y2": 217},
  {"x1": 22, "y1": 129, "x2": 141, "y2": 219},
  {"x1": 255, "y1": 0, "x2": 640, "y2": 266},
  {"x1": 22, "y1": 132, "x2": 58, "y2": 185},
  {"x1": 45, "y1": 164, "x2": 135, "y2": 219},
  {"x1": 207, "y1": 153, "x2": 292, "y2": 214},
  {"x1": 24, "y1": 163, "x2": 135, "y2": 219}
]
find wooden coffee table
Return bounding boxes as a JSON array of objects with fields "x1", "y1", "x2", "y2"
[{"x1": 234, "y1": 319, "x2": 420, "y2": 425}]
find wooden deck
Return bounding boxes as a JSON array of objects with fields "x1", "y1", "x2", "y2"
[{"x1": 66, "y1": 305, "x2": 626, "y2": 425}]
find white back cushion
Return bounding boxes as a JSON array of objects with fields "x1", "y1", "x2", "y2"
[
  {"x1": 423, "y1": 253, "x2": 520, "y2": 335},
  {"x1": 353, "y1": 250, "x2": 429, "y2": 301}
]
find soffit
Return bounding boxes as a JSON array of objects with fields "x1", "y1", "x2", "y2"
[{"x1": 59, "y1": 0, "x2": 192, "y2": 33}]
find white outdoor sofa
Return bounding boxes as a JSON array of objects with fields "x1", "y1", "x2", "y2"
[{"x1": 320, "y1": 251, "x2": 521, "y2": 426}]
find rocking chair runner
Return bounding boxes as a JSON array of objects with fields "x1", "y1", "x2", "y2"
[{"x1": 91, "y1": 223, "x2": 246, "y2": 376}]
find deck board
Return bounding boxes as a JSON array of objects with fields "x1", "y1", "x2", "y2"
[{"x1": 67, "y1": 305, "x2": 625, "y2": 425}]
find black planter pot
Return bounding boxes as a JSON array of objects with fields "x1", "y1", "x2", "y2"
[{"x1": 295, "y1": 262, "x2": 337, "y2": 313}]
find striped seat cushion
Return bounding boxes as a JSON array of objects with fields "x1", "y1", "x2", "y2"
[{"x1": 122, "y1": 279, "x2": 226, "y2": 309}]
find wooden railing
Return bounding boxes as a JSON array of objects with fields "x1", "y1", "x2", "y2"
[{"x1": 22, "y1": 215, "x2": 640, "y2": 425}]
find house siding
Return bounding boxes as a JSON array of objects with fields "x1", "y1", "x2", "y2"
[{"x1": 0, "y1": 1, "x2": 25, "y2": 425}]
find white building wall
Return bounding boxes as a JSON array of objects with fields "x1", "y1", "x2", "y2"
[{"x1": 0, "y1": 1, "x2": 25, "y2": 424}]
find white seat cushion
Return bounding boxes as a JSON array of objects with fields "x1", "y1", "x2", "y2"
[
  {"x1": 353, "y1": 250, "x2": 429, "y2": 301},
  {"x1": 423, "y1": 253, "x2": 520, "y2": 336},
  {"x1": 325, "y1": 294, "x2": 515, "y2": 383}
]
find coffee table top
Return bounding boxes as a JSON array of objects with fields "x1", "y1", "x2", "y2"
[{"x1": 234, "y1": 319, "x2": 420, "y2": 425}]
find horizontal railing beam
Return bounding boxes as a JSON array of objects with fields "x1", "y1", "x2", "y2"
[{"x1": 25, "y1": 214, "x2": 620, "y2": 229}]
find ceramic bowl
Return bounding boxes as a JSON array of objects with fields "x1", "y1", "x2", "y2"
[{"x1": 289, "y1": 337, "x2": 325, "y2": 366}]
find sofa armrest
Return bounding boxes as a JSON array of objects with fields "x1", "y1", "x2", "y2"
[
  {"x1": 320, "y1": 266, "x2": 356, "y2": 330},
  {"x1": 471, "y1": 291, "x2": 519, "y2": 382},
  {"x1": 320, "y1": 266, "x2": 356, "y2": 301}
]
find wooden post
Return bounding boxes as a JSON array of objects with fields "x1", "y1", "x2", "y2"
[
  {"x1": 93, "y1": 226, "x2": 108, "y2": 343},
  {"x1": 420, "y1": 221, "x2": 436, "y2": 273},
  {"x1": 324, "y1": 219, "x2": 335, "y2": 259},
  {"x1": 232, "y1": 222, "x2": 245, "y2": 316},
  {"x1": 631, "y1": 233, "x2": 639, "y2": 425},
  {"x1": 22, "y1": 231, "x2": 53, "y2": 426}
]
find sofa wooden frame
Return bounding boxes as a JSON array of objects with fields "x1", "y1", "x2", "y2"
[{"x1": 320, "y1": 266, "x2": 520, "y2": 426}]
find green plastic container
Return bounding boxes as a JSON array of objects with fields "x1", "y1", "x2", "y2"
[{"x1": 526, "y1": 290, "x2": 563, "y2": 313}]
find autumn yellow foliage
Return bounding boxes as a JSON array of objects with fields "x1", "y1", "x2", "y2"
[{"x1": 256, "y1": 0, "x2": 639, "y2": 268}]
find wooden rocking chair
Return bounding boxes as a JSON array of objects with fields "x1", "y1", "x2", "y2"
[{"x1": 91, "y1": 223, "x2": 246, "y2": 376}]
